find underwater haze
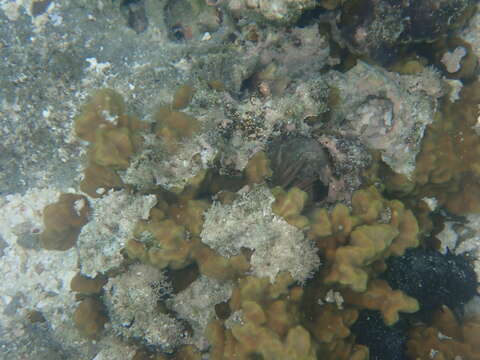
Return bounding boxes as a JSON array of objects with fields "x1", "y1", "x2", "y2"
[{"x1": 1, "y1": 1, "x2": 480, "y2": 359}]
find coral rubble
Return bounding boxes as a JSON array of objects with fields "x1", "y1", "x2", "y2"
[{"x1": 325, "y1": 61, "x2": 444, "y2": 177}]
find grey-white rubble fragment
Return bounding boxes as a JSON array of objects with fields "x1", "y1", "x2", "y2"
[
  {"x1": 77, "y1": 190, "x2": 157, "y2": 277},
  {"x1": 325, "y1": 61, "x2": 444, "y2": 177}
]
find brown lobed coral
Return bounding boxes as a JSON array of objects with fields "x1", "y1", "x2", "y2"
[
  {"x1": 206, "y1": 273, "x2": 318, "y2": 360},
  {"x1": 407, "y1": 306, "x2": 480, "y2": 360},
  {"x1": 309, "y1": 186, "x2": 419, "y2": 292},
  {"x1": 40, "y1": 193, "x2": 90, "y2": 250}
]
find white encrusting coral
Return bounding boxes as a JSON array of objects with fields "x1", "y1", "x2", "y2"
[
  {"x1": 201, "y1": 185, "x2": 320, "y2": 283},
  {"x1": 170, "y1": 275, "x2": 234, "y2": 350},
  {"x1": 103, "y1": 263, "x2": 184, "y2": 350}
]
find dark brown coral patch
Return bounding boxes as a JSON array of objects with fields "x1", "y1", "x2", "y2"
[{"x1": 267, "y1": 136, "x2": 331, "y2": 202}]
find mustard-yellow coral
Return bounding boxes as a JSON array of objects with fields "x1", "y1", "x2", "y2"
[
  {"x1": 308, "y1": 186, "x2": 419, "y2": 292},
  {"x1": 155, "y1": 106, "x2": 200, "y2": 152},
  {"x1": 271, "y1": 186, "x2": 309, "y2": 228},
  {"x1": 171, "y1": 84, "x2": 196, "y2": 110},
  {"x1": 90, "y1": 127, "x2": 134, "y2": 169},
  {"x1": 70, "y1": 272, "x2": 107, "y2": 295},
  {"x1": 342, "y1": 279, "x2": 419, "y2": 325},
  {"x1": 144, "y1": 219, "x2": 194, "y2": 269},
  {"x1": 325, "y1": 223, "x2": 399, "y2": 292},
  {"x1": 207, "y1": 274, "x2": 317, "y2": 360},
  {"x1": 80, "y1": 163, "x2": 124, "y2": 198},
  {"x1": 74, "y1": 88, "x2": 130, "y2": 142}
]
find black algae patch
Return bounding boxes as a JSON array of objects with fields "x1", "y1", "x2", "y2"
[
  {"x1": 382, "y1": 248, "x2": 478, "y2": 317},
  {"x1": 351, "y1": 310, "x2": 408, "y2": 360}
]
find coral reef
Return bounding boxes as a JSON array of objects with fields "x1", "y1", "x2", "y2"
[
  {"x1": 131, "y1": 217, "x2": 195, "y2": 270},
  {"x1": 154, "y1": 106, "x2": 200, "y2": 152},
  {"x1": 244, "y1": 150, "x2": 272, "y2": 185},
  {"x1": 221, "y1": 0, "x2": 317, "y2": 25},
  {"x1": 437, "y1": 212, "x2": 480, "y2": 281},
  {"x1": 16, "y1": 79, "x2": 478, "y2": 360},
  {"x1": 74, "y1": 88, "x2": 146, "y2": 197},
  {"x1": 164, "y1": 0, "x2": 221, "y2": 41},
  {"x1": 383, "y1": 80, "x2": 480, "y2": 215},
  {"x1": 337, "y1": 0, "x2": 476, "y2": 64},
  {"x1": 123, "y1": 85, "x2": 218, "y2": 193},
  {"x1": 80, "y1": 163, "x2": 124, "y2": 198},
  {"x1": 325, "y1": 222, "x2": 399, "y2": 291},
  {"x1": 437, "y1": 37, "x2": 479, "y2": 81},
  {"x1": 0, "y1": 188, "x2": 84, "y2": 358},
  {"x1": 461, "y1": 3, "x2": 480, "y2": 58},
  {"x1": 70, "y1": 273, "x2": 107, "y2": 295},
  {"x1": 75, "y1": 88, "x2": 144, "y2": 170},
  {"x1": 169, "y1": 275, "x2": 234, "y2": 350},
  {"x1": 342, "y1": 279, "x2": 419, "y2": 326},
  {"x1": 271, "y1": 186, "x2": 309, "y2": 229},
  {"x1": 312, "y1": 186, "x2": 419, "y2": 292},
  {"x1": 2, "y1": 1, "x2": 480, "y2": 358}
]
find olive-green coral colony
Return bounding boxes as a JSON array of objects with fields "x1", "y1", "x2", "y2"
[{"x1": 38, "y1": 38, "x2": 480, "y2": 357}]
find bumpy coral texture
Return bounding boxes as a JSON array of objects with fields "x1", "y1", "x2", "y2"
[
  {"x1": 73, "y1": 298, "x2": 108, "y2": 340},
  {"x1": 201, "y1": 184, "x2": 320, "y2": 283},
  {"x1": 207, "y1": 273, "x2": 318, "y2": 360},
  {"x1": 341, "y1": 279, "x2": 419, "y2": 325},
  {"x1": 103, "y1": 264, "x2": 183, "y2": 350},
  {"x1": 62, "y1": 85, "x2": 458, "y2": 359},
  {"x1": 310, "y1": 186, "x2": 419, "y2": 292},
  {"x1": 124, "y1": 85, "x2": 217, "y2": 193},
  {"x1": 169, "y1": 275, "x2": 234, "y2": 351}
]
